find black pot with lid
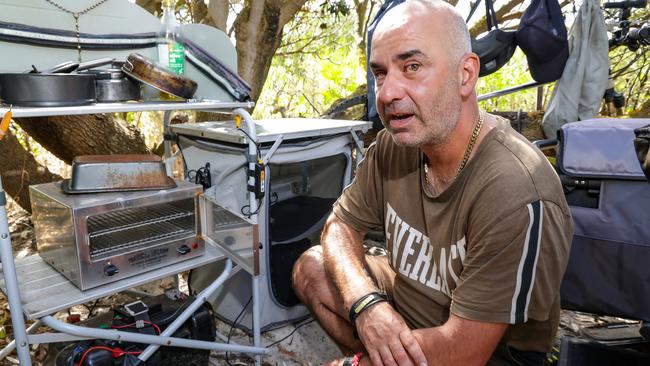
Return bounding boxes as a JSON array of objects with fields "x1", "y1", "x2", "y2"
[{"x1": 80, "y1": 66, "x2": 141, "y2": 102}]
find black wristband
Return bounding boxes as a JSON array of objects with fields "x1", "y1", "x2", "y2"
[{"x1": 348, "y1": 292, "x2": 387, "y2": 324}]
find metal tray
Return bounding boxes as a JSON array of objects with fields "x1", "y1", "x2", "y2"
[{"x1": 62, "y1": 154, "x2": 176, "y2": 194}]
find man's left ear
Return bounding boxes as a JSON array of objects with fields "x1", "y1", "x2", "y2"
[{"x1": 459, "y1": 53, "x2": 480, "y2": 97}]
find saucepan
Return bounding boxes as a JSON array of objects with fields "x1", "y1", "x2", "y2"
[{"x1": 79, "y1": 62, "x2": 141, "y2": 103}]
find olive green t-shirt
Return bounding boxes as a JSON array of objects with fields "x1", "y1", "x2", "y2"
[{"x1": 333, "y1": 116, "x2": 573, "y2": 353}]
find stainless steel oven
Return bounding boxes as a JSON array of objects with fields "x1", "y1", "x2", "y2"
[{"x1": 29, "y1": 181, "x2": 205, "y2": 290}]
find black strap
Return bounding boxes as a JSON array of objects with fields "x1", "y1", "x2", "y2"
[
  {"x1": 466, "y1": 0, "x2": 483, "y2": 23},
  {"x1": 348, "y1": 292, "x2": 387, "y2": 324},
  {"x1": 485, "y1": 0, "x2": 500, "y2": 30},
  {"x1": 182, "y1": 37, "x2": 252, "y2": 101}
]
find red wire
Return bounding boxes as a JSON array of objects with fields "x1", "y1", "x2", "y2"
[
  {"x1": 77, "y1": 320, "x2": 161, "y2": 365},
  {"x1": 111, "y1": 320, "x2": 162, "y2": 334},
  {"x1": 77, "y1": 345, "x2": 141, "y2": 366}
]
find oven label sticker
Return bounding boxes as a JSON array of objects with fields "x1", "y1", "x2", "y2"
[{"x1": 127, "y1": 248, "x2": 169, "y2": 268}]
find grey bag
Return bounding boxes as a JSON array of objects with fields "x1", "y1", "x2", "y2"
[{"x1": 558, "y1": 118, "x2": 650, "y2": 321}]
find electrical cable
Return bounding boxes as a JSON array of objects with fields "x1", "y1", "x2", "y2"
[
  {"x1": 226, "y1": 296, "x2": 253, "y2": 366},
  {"x1": 175, "y1": 135, "x2": 189, "y2": 177},
  {"x1": 187, "y1": 169, "x2": 197, "y2": 181},
  {"x1": 236, "y1": 127, "x2": 260, "y2": 152},
  {"x1": 193, "y1": 162, "x2": 212, "y2": 189},
  {"x1": 77, "y1": 345, "x2": 141, "y2": 366},
  {"x1": 152, "y1": 300, "x2": 191, "y2": 326},
  {"x1": 265, "y1": 318, "x2": 315, "y2": 349},
  {"x1": 236, "y1": 126, "x2": 266, "y2": 218},
  {"x1": 240, "y1": 198, "x2": 262, "y2": 217},
  {"x1": 110, "y1": 320, "x2": 162, "y2": 335},
  {"x1": 83, "y1": 299, "x2": 100, "y2": 318}
]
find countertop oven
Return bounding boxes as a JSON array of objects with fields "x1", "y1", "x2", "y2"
[{"x1": 29, "y1": 181, "x2": 205, "y2": 290}]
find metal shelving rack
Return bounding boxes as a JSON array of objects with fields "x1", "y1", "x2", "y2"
[{"x1": 0, "y1": 100, "x2": 266, "y2": 365}]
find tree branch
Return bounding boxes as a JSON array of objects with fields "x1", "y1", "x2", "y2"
[
  {"x1": 279, "y1": 0, "x2": 307, "y2": 28},
  {"x1": 207, "y1": 0, "x2": 229, "y2": 32},
  {"x1": 15, "y1": 115, "x2": 149, "y2": 164},
  {"x1": 135, "y1": 0, "x2": 159, "y2": 15}
]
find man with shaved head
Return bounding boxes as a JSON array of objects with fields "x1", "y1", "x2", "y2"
[{"x1": 292, "y1": 1, "x2": 572, "y2": 365}]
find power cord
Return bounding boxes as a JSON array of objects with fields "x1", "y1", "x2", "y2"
[
  {"x1": 236, "y1": 127, "x2": 260, "y2": 153},
  {"x1": 223, "y1": 300, "x2": 315, "y2": 362},
  {"x1": 240, "y1": 198, "x2": 263, "y2": 217},
  {"x1": 226, "y1": 296, "x2": 253, "y2": 366},
  {"x1": 83, "y1": 299, "x2": 101, "y2": 318},
  {"x1": 265, "y1": 318, "x2": 315, "y2": 349},
  {"x1": 188, "y1": 162, "x2": 212, "y2": 189},
  {"x1": 175, "y1": 135, "x2": 189, "y2": 177}
]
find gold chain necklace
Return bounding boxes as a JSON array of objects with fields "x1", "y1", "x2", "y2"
[
  {"x1": 424, "y1": 111, "x2": 485, "y2": 185},
  {"x1": 44, "y1": 0, "x2": 111, "y2": 61}
]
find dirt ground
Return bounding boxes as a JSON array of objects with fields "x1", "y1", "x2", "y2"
[{"x1": 0, "y1": 200, "x2": 646, "y2": 365}]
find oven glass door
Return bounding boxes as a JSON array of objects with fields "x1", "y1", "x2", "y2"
[{"x1": 200, "y1": 194, "x2": 258, "y2": 275}]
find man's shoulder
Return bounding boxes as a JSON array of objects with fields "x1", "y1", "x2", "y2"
[
  {"x1": 484, "y1": 118, "x2": 556, "y2": 182},
  {"x1": 470, "y1": 119, "x2": 569, "y2": 214}
]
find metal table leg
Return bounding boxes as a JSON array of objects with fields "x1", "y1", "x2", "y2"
[
  {"x1": 0, "y1": 176, "x2": 31, "y2": 365},
  {"x1": 0, "y1": 320, "x2": 41, "y2": 360}
]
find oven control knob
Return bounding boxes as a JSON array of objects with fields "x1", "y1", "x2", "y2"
[
  {"x1": 177, "y1": 245, "x2": 191, "y2": 255},
  {"x1": 104, "y1": 263, "x2": 119, "y2": 277}
]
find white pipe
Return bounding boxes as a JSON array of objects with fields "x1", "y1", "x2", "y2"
[
  {"x1": 137, "y1": 260, "x2": 260, "y2": 361},
  {"x1": 41, "y1": 314, "x2": 265, "y2": 354},
  {"x1": 0, "y1": 320, "x2": 41, "y2": 360},
  {"x1": 234, "y1": 108, "x2": 259, "y2": 220},
  {"x1": 233, "y1": 108, "x2": 263, "y2": 366}
]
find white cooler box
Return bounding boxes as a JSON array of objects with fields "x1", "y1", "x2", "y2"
[{"x1": 172, "y1": 118, "x2": 371, "y2": 331}]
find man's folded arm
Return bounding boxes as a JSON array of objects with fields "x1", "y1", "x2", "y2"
[{"x1": 411, "y1": 313, "x2": 507, "y2": 366}]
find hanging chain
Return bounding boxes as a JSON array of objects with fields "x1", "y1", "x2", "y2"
[
  {"x1": 44, "y1": 0, "x2": 110, "y2": 16},
  {"x1": 43, "y1": 0, "x2": 111, "y2": 61},
  {"x1": 455, "y1": 111, "x2": 484, "y2": 177}
]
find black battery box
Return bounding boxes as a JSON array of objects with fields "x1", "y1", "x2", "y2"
[{"x1": 56, "y1": 293, "x2": 215, "y2": 366}]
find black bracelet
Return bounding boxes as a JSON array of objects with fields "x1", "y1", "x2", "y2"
[{"x1": 348, "y1": 292, "x2": 387, "y2": 324}]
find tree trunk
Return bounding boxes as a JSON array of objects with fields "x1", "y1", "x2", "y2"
[
  {"x1": 15, "y1": 115, "x2": 150, "y2": 164},
  {"x1": 353, "y1": 0, "x2": 371, "y2": 57},
  {"x1": 233, "y1": 0, "x2": 307, "y2": 102},
  {"x1": 0, "y1": 131, "x2": 61, "y2": 211}
]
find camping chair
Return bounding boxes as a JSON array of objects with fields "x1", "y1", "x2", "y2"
[{"x1": 535, "y1": 118, "x2": 650, "y2": 364}]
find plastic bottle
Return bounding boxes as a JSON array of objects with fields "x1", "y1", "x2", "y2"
[{"x1": 158, "y1": 0, "x2": 184, "y2": 75}]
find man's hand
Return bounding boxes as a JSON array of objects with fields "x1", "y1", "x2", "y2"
[{"x1": 355, "y1": 302, "x2": 427, "y2": 366}]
